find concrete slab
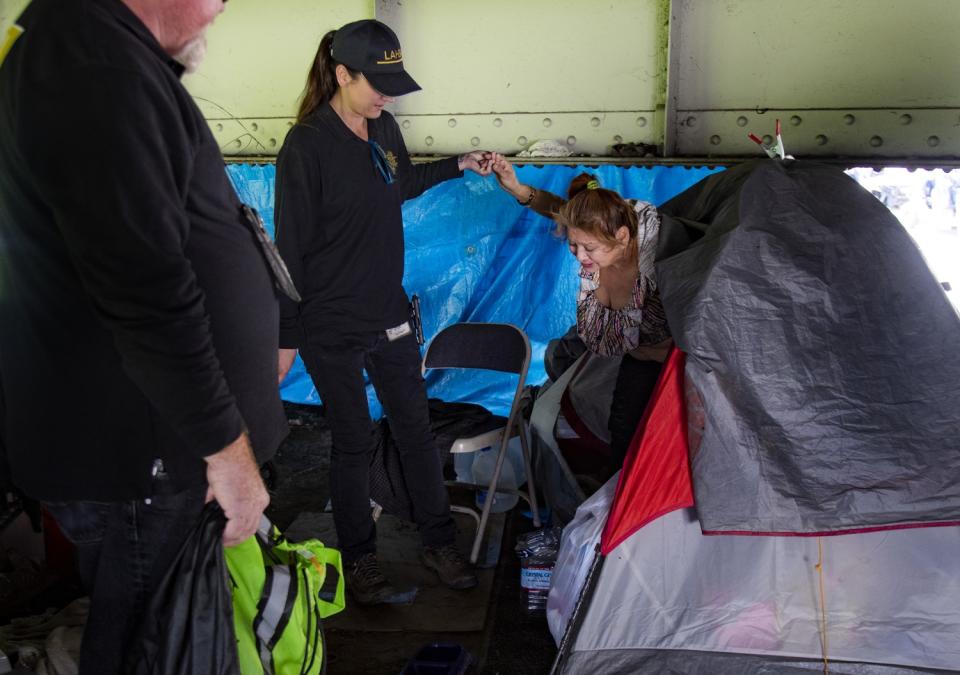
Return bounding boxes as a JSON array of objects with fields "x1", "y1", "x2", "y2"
[{"x1": 285, "y1": 510, "x2": 503, "y2": 634}]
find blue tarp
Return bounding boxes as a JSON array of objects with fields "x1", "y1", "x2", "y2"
[{"x1": 227, "y1": 163, "x2": 722, "y2": 418}]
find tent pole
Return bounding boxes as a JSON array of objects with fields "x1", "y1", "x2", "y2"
[{"x1": 549, "y1": 544, "x2": 605, "y2": 675}]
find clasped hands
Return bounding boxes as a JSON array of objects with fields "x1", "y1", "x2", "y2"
[{"x1": 459, "y1": 151, "x2": 530, "y2": 202}]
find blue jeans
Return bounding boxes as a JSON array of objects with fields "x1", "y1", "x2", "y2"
[
  {"x1": 300, "y1": 330, "x2": 456, "y2": 564},
  {"x1": 44, "y1": 485, "x2": 206, "y2": 675}
]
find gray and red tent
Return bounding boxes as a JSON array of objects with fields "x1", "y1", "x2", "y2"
[{"x1": 546, "y1": 161, "x2": 960, "y2": 673}]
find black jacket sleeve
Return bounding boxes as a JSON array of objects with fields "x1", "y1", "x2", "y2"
[
  {"x1": 274, "y1": 126, "x2": 323, "y2": 349},
  {"x1": 390, "y1": 117, "x2": 462, "y2": 201},
  {"x1": 24, "y1": 65, "x2": 245, "y2": 459}
]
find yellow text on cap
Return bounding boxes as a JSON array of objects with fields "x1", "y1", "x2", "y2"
[{"x1": 377, "y1": 49, "x2": 402, "y2": 64}]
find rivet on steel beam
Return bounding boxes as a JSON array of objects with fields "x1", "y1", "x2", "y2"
[
  {"x1": 636, "y1": 116, "x2": 648, "y2": 127},
  {"x1": 590, "y1": 117, "x2": 601, "y2": 127},
  {"x1": 251, "y1": 122, "x2": 259, "y2": 132},
  {"x1": 517, "y1": 135, "x2": 528, "y2": 146},
  {"x1": 470, "y1": 137, "x2": 480, "y2": 147},
  {"x1": 493, "y1": 118, "x2": 503, "y2": 127},
  {"x1": 216, "y1": 123, "x2": 224, "y2": 132},
  {"x1": 899, "y1": 114, "x2": 912, "y2": 125},
  {"x1": 790, "y1": 116, "x2": 802, "y2": 126},
  {"x1": 843, "y1": 114, "x2": 856, "y2": 125},
  {"x1": 816, "y1": 135, "x2": 828, "y2": 146},
  {"x1": 710, "y1": 135, "x2": 721, "y2": 145},
  {"x1": 287, "y1": 121, "x2": 294, "y2": 128},
  {"x1": 401, "y1": 119, "x2": 411, "y2": 129},
  {"x1": 762, "y1": 134, "x2": 773, "y2": 145},
  {"x1": 269, "y1": 138, "x2": 277, "y2": 147},
  {"x1": 613, "y1": 135, "x2": 623, "y2": 143},
  {"x1": 543, "y1": 117, "x2": 552, "y2": 127},
  {"x1": 567, "y1": 136, "x2": 577, "y2": 146},
  {"x1": 736, "y1": 116, "x2": 748, "y2": 127},
  {"x1": 927, "y1": 136, "x2": 941, "y2": 147},
  {"x1": 425, "y1": 136, "x2": 434, "y2": 146},
  {"x1": 686, "y1": 116, "x2": 697, "y2": 127},
  {"x1": 869, "y1": 135, "x2": 883, "y2": 147},
  {"x1": 234, "y1": 140, "x2": 242, "y2": 148},
  {"x1": 448, "y1": 118, "x2": 457, "y2": 128}
]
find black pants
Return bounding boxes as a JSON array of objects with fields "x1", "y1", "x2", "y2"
[
  {"x1": 44, "y1": 486, "x2": 207, "y2": 675},
  {"x1": 301, "y1": 331, "x2": 456, "y2": 564},
  {"x1": 607, "y1": 356, "x2": 664, "y2": 471}
]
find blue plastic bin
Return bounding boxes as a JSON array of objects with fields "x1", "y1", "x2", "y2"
[{"x1": 399, "y1": 642, "x2": 470, "y2": 675}]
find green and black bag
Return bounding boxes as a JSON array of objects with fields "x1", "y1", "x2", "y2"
[{"x1": 225, "y1": 518, "x2": 345, "y2": 675}]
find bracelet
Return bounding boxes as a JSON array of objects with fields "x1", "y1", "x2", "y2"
[{"x1": 517, "y1": 186, "x2": 536, "y2": 206}]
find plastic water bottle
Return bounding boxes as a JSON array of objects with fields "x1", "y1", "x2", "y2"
[
  {"x1": 516, "y1": 527, "x2": 561, "y2": 615},
  {"x1": 471, "y1": 446, "x2": 519, "y2": 513},
  {"x1": 453, "y1": 452, "x2": 475, "y2": 484},
  {"x1": 520, "y1": 560, "x2": 553, "y2": 614}
]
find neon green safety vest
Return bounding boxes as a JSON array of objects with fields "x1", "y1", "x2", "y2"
[
  {"x1": 0, "y1": 0, "x2": 31, "y2": 68},
  {"x1": 225, "y1": 518, "x2": 345, "y2": 675}
]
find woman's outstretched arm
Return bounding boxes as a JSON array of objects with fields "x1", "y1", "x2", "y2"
[{"x1": 490, "y1": 152, "x2": 565, "y2": 221}]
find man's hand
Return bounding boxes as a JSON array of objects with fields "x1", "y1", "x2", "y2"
[
  {"x1": 278, "y1": 348, "x2": 297, "y2": 385},
  {"x1": 458, "y1": 150, "x2": 493, "y2": 176},
  {"x1": 205, "y1": 432, "x2": 269, "y2": 547}
]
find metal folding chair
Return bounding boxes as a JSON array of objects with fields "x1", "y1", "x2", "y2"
[{"x1": 422, "y1": 322, "x2": 541, "y2": 564}]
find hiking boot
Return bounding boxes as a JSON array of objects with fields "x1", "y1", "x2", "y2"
[
  {"x1": 421, "y1": 544, "x2": 478, "y2": 590},
  {"x1": 345, "y1": 552, "x2": 397, "y2": 605}
]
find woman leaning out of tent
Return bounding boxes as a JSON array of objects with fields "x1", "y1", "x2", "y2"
[
  {"x1": 491, "y1": 154, "x2": 672, "y2": 475},
  {"x1": 273, "y1": 19, "x2": 493, "y2": 606}
]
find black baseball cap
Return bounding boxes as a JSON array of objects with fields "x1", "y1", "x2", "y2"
[{"x1": 331, "y1": 20, "x2": 421, "y2": 97}]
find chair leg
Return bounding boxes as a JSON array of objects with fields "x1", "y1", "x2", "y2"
[
  {"x1": 450, "y1": 504, "x2": 481, "y2": 533},
  {"x1": 470, "y1": 435, "x2": 511, "y2": 565},
  {"x1": 518, "y1": 421, "x2": 541, "y2": 528}
]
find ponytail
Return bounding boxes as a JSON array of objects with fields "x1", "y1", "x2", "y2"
[{"x1": 296, "y1": 30, "x2": 359, "y2": 122}]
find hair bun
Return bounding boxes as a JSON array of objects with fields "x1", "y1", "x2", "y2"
[{"x1": 567, "y1": 172, "x2": 599, "y2": 199}]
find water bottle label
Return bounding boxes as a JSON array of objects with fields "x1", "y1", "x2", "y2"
[{"x1": 520, "y1": 567, "x2": 552, "y2": 590}]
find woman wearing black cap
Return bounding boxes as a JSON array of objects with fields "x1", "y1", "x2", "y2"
[{"x1": 274, "y1": 19, "x2": 491, "y2": 605}]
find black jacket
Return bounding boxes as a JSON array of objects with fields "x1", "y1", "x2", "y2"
[
  {"x1": 0, "y1": 0, "x2": 288, "y2": 500},
  {"x1": 274, "y1": 103, "x2": 462, "y2": 346}
]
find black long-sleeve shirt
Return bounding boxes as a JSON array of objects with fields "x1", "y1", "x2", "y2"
[
  {"x1": 274, "y1": 103, "x2": 462, "y2": 347},
  {"x1": 0, "y1": 0, "x2": 288, "y2": 500}
]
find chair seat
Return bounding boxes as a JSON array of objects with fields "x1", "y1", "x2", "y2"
[{"x1": 449, "y1": 415, "x2": 509, "y2": 454}]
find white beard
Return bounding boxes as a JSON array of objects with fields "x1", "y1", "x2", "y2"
[{"x1": 173, "y1": 33, "x2": 208, "y2": 74}]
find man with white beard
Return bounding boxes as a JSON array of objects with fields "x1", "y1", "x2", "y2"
[
  {"x1": 174, "y1": 29, "x2": 209, "y2": 74},
  {"x1": 0, "y1": 1, "x2": 289, "y2": 672}
]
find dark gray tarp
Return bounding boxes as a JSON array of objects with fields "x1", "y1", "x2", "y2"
[{"x1": 656, "y1": 160, "x2": 960, "y2": 533}]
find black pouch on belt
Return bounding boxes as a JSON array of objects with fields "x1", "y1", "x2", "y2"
[{"x1": 409, "y1": 293, "x2": 424, "y2": 346}]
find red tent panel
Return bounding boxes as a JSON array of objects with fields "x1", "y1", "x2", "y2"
[{"x1": 600, "y1": 348, "x2": 694, "y2": 555}]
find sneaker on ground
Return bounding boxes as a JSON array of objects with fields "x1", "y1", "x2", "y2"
[
  {"x1": 345, "y1": 552, "x2": 398, "y2": 605},
  {"x1": 421, "y1": 544, "x2": 478, "y2": 590}
]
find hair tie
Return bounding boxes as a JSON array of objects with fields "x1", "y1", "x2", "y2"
[{"x1": 586, "y1": 179, "x2": 600, "y2": 190}]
